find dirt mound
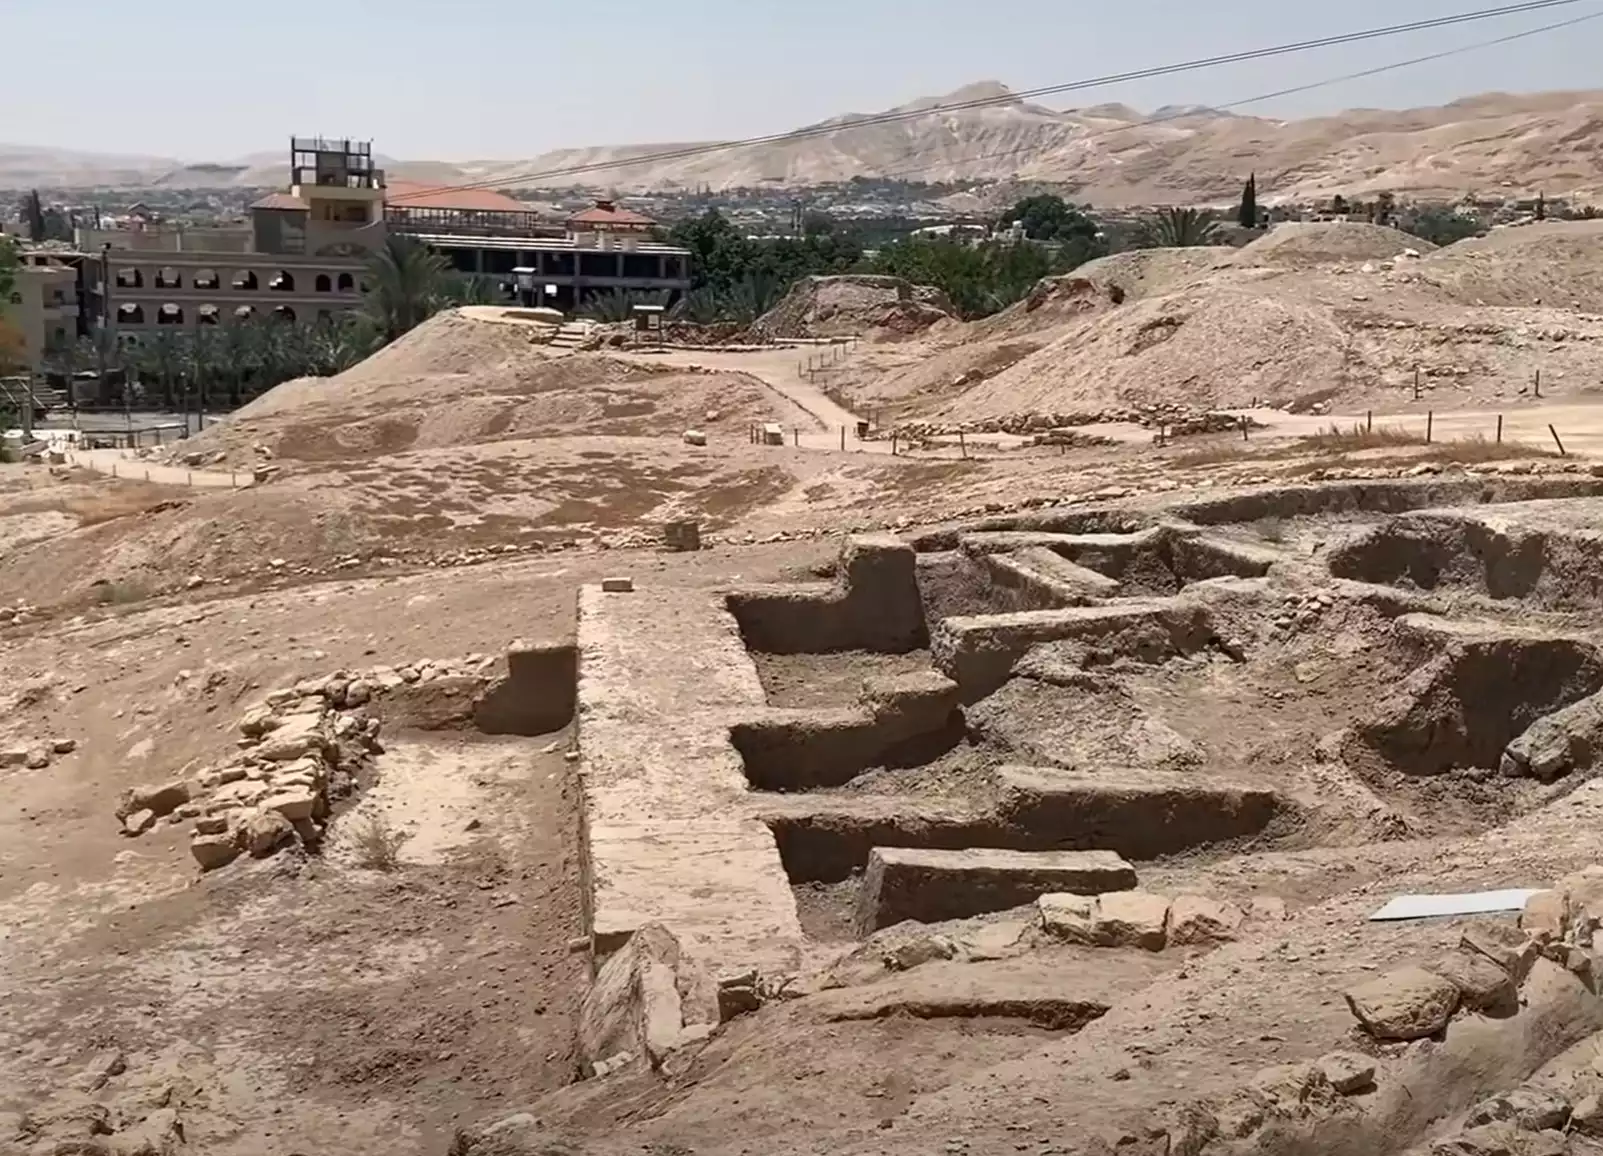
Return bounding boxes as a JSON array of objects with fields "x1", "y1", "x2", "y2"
[
  {"x1": 170, "y1": 344, "x2": 812, "y2": 468},
  {"x1": 1422, "y1": 220, "x2": 1603, "y2": 312},
  {"x1": 1235, "y1": 222, "x2": 1435, "y2": 267},
  {"x1": 751, "y1": 275, "x2": 953, "y2": 340},
  {"x1": 942, "y1": 283, "x2": 1353, "y2": 417},
  {"x1": 1074, "y1": 247, "x2": 1234, "y2": 300}
]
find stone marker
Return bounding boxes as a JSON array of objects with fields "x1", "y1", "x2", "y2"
[
  {"x1": 601, "y1": 577, "x2": 635, "y2": 593},
  {"x1": 856, "y1": 846, "x2": 1137, "y2": 935},
  {"x1": 662, "y1": 521, "x2": 702, "y2": 552}
]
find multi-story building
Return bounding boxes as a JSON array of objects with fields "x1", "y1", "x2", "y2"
[
  {"x1": 4, "y1": 248, "x2": 84, "y2": 369},
  {"x1": 90, "y1": 136, "x2": 692, "y2": 344}
]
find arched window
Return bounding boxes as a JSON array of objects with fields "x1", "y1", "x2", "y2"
[
  {"x1": 271, "y1": 305, "x2": 296, "y2": 322},
  {"x1": 234, "y1": 305, "x2": 256, "y2": 319},
  {"x1": 315, "y1": 273, "x2": 332, "y2": 293},
  {"x1": 116, "y1": 303, "x2": 145, "y2": 325},
  {"x1": 157, "y1": 304, "x2": 184, "y2": 325},
  {"x1": 193, "y1": 269, "x2": 220, "y2": 290},
  {"x1": 231, "y1": 270, "x2": 259, "y2": 291},
  {"x1": 155, "y1": 267, "x2": 182, "y2": 290},
  {"x1": 269, "y1": 271, "x2": 295, "y2": 292},
  {"x1": 115, "y1": 268, "x2": 144, "y2": 289},
  {"x1": 197, "y1": 305, "x2": 220, "y2": 326},
  {"x1": 336, "y1": 272, "x2": 355, "y2": 292}
]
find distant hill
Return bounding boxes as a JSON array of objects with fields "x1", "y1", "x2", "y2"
[{"x1": 6, "y1": 84, "x2": 1603, "y2": 204}]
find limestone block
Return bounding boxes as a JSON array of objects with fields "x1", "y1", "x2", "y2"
[
  {"x1": 1316, "y1": 1051, "x2": 1376, "y2": 1095},
  {"x1": 1428, "y1": 949, "x2": 1517, "y2": 1014},
  {"x1": 1093, "y1": 891, "x2": 1172, "y2": 951},
  {"x1": 1038, "y1": 893, "x2": 1098, "y2": 944},
  {"x1": 579, "y1": 923, "x2": 720, "y2": 1070},
  {"x1": 191, "y1": 832, "x2": 241, "y2": 871},
  {"x1": 601, "y1": 577, "x2": 635, "y2": 593},
  {"x1": 1344, "y1": 966, "x2": 1459, "y2": 1041}
]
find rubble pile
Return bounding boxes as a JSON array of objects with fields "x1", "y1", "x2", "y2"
[
  {"x1": 885, "y1": 404, "x2": 1260, "y2": 441},
  {"x1": 0, "y1": 601, "x2": 39, "y2": 629},
  {"x1": 1344, "y1": 869, "x2": 1603, "y2": 1045},
  {"x1": 115, "y1": 655, "x2": 498, "y2": 871}
]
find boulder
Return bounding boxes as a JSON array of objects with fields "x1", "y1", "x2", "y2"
[
  {"x1": 190, "y1": 832, "x2": 240, "y2": 871},
  {"x1": 1571, "y1": 1093, "x2": 1603, "y2": 1138},
  {"x1": 121, "y1": 810, "x2": 156, "y2": 837},
  {"x1": 1316, "y1": 1051, "x2": 1377, "y2": 1095},
  {"x1": 24, "y1": 746, "x2": 50, "y2": 769},
  {"x1": 1461, "y1": 922, "x2": 1541, "y2": 984},
  {"x1": 1433, "y1": 1123, "x2": 1567, "y2": 1156},
  {"x1": 1429, "y1": 949, "x2": 1518, "y2": 1014},
  {"x1": 1468, "y1": 1086, "x2": 1572, "y2": 1131},
  {"x1": 1094, "y1": 891, "x2": 1172, "y2": 951},
  {"x1": 262, "y1": 786, "x2": 318, "y2": 822},
  {"x1": 1168, "y1": 895, "x2": 1245, "y2": 946},
  {"x1": 579, "y1": 923, "x2": 720, "y2": 1070},
  {"x1": 1344, "y1": 966, "x2": 1460, "y2": 1041},
  {"x1": 240, "y1": 809, "x2": 294, "y2": 858},
  {"x1": 1521, "y1": 890, "x2": 1570, "y2": 942},
  {"x1": 237, "y1": 704, "x2": 280, "y2": 738}
]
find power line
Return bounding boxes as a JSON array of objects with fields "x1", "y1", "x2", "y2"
[
  {"x1": 866, "y1": 7, "x2": 1603, "y2": 187},
  {"x1": 387, "y1": 0, "x2": 1587, "y2": 201}
]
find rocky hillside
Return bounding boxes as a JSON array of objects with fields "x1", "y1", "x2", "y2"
[{"x1": 10, "y1": 85, "x2": 1603, "y2": 201}]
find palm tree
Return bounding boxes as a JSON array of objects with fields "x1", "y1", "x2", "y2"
[
  {"x1": 1133, "y1": 207, "x2": 1222, "y2": 249},
  {"x1": 444, "y1": 274, "x2": 498, "y2": 307},
  {"x1": 362, "y1": 235, "x2": 451, "y2": 343}
]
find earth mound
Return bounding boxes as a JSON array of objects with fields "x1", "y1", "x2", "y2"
[
  {"x1": 750, "y1": 275, "x2": 954, "y2": 340},
  {"x1": 1234, "y1": 221, "x2": 1435, "y2": 267},
  {"x1": 1423, "y1": 220, "x2": 1603, "y2": 312},
  {"x1": 167, "y1": 313, "x2": 813, "y2": 467},
  {"x1": 1073, "y1": 246, "x2": 1234, "y2": 300}
]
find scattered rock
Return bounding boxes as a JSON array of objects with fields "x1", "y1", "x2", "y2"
[
  {"x1": 1521, "y1": 890, "x2": 1570, "y2": 941},
  {"x1": 117, "y1": 780, "x2": 191, "y2": 821},
  {"x1": 24, "y1": 746, "x2": 50, "y2": 769},
  {"x1": 1168, "y1": 895, "x2": 1245, "y2": 946},
  {"x1": 1316, "y1": 1051, "x2": 1377, "y2": 1095},
  {"x1": 1344, "y1": 965, "x2": 1460, "y2": 1041},
  {"x1": 121, "y1": 810, "x2": 156, "y2": 837},
  {"x1": 52, "y1": 738, "x2": 77, "y2": 755},
  {"x1": 80, "y1": 1048, "x2": 126, "y2": 1092},
  {"x1": 1571, "y1": 1093, "x2": 1603, "y2": 1138}
]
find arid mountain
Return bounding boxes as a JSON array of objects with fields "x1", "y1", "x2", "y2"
[{"x1": 5, "y1": 83, "x2": 1601, "y2": 202}]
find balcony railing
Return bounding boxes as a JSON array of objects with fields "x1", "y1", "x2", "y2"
[{"x1": 386, "y1": 206, "x2": 562, "y2": 238}]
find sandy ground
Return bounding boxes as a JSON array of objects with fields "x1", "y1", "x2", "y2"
[{"x1": 12, "y1": 242, "x2": 1603, "y2": 1156}]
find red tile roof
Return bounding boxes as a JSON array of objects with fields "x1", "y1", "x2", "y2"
[
  {"x1": 567, "y1": 201, "x2": 656, "y2": 228},
  {"x1": 251, "y1": 192, "x2": 308, "y2": 212},
  {"x1": 385, "y1": 180, "x2": 531, "y2": 213}
]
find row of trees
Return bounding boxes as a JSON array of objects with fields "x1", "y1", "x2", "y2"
[{"x1": 654, "y1": 199, "x2": 1233, "y2": 325}]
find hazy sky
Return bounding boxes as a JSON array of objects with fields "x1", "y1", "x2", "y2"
[{"x1": 5, "y1": 0, "x2": 1600, "y2": 160}]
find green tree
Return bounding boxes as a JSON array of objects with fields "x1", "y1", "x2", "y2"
[
  {"x1": 1401, "y1": 206, "x2": 1479, "y2": 247},
  {"x1": 362, "y1": 235, "x2": 451, "y2": 343},
  {"x1": 1237, "y1": 174, "x2": 1258, "y2": 229},
  {"x1": 1133, "y1": 207, "x2": 1222, "y2": 249}
]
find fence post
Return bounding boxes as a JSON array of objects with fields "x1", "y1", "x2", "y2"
[
  {"x1": 1366, "y1": 410, "x2": 1373, "y2": 433},
  {"x1": 839, "y1": 426, "x2": 845, "y2": 451},
  {"x1": 1426, "y1": 411, "x2": 1433, "y2": 444},
  {"x1": 891, "y1": 433, "x2": 898, "y2": 456},
  {"x1": 1535, "y1": 368, "x2": 1542, "y2": 399},
  {"x1": 1550, "y1": 424, "x2": 1567, "y2": 456},
  {"x1": 187, "y1": 471, "x2": 192, "y2": 486},
  {"x1": 959, "y1": 431, "x2": 967, "y2": 459},
  {"x1": 1496, "y1": 414, "x2": 1503, "y2": 443},
  {"x1": 1240, "y1": 416, "x2": 1249, "y2": 442},
  {"x1": 792, "y1": 428, "x2": 798, "y2": 447},
  {"x1": 1414, "y1": 367, "x2": 1421, "y2": 401}
]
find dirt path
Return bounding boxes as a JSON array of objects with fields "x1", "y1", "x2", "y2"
[{"x1": 64, "y1": 448, "x2": 247, "y2": 488}]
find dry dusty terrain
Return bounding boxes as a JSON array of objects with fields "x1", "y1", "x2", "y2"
[{"x1": 15, "y1": 261, "x2": 1603, "y2": 1156}]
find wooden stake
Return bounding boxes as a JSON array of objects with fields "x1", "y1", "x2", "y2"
[
  {"x1": 1414, "y1": 367, "x2": 1421, "y2": 400},
  {"x1": 1550, "y1": 424, "x2": 1567, "y2": 456},
  {"x1": 1535, "y1": 368, "x2": 1542, "y2": 399},
  {"x1": 1366, "y1": 410, "x2": 1372, "y2": 433},
  {"x1": 1426, "y1": 411, "x2": 1433, "y2": 444},
  {"x1": 839, "y1": 426, "x2": 845, "y2": 451},
  {"x1": 959, "y1": 431, "x2": 967, "y2": 459},
  {"x1": 1496, "y1": 414, "x2": 1503, "y2": 443}
]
